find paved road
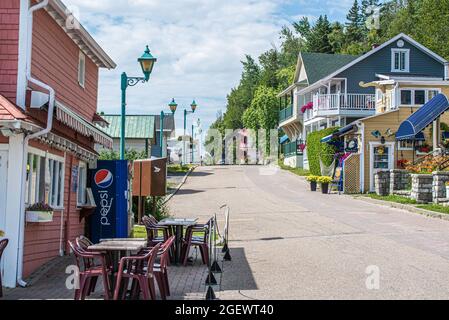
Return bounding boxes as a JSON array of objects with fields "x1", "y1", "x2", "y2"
[{"x1": 169, "y1": 166, "x2": 449, "y2": 300}]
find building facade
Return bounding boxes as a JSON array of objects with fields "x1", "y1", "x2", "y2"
[{"x1": 0, "y1": 0, "x2": 115, "y2": 287}]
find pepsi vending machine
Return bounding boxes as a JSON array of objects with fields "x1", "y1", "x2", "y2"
[{"x1": 89, "y1": 160, "x2": 129, "y2": 243}]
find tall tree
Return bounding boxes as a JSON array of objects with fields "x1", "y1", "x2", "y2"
[
  {"x1": 346, "y1": 0, "x2": 364, "y2": 43},
  {"x1": 307, "y1": 15, "x2": 333, "y2": 53}
]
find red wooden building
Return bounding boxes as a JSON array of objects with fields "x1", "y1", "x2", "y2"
[{"x1": 0, "y1": 0, "x2": 116, "y2": 288}]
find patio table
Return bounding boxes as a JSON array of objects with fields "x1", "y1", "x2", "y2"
[
  {"x1": 158, "y1": 218, "x2": 198, "y2": 265},
  {"x1": 88, "y1": 238, "x2": 147, "y2": 297}
]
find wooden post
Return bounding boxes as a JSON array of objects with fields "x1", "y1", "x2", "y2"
[{"x1": 152, "y1": 196, "x2": 157, "y2": 216}]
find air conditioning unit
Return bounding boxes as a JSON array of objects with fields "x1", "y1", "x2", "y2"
[{"x1": 30, "y1": 91, "x2": 49, "y2": 109}]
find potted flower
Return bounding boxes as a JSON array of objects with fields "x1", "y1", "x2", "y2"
[
  {"x1": 317, "y1": 176, "x2": 333, "y2": 194},
  {"x1": 26, "y1": 203, "x2": 54, "y2": 223},
  {"x1": 306, "y1": 175, "x2": 319, "y2": 191},
  {"x1": 446, "y1": 182, "x2": 449, "y2": 198}
]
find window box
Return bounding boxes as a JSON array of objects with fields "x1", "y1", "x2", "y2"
[{"x1": 26, "y1": 211, "x2": 54, "y2": 223}]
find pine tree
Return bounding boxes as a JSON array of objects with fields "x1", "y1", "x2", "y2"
[
  {"x1": 346, "y1": 0, "x2": 364, "y2": 43},
  {"x1": 307, "y1": 15, "x2": 333, "y2": 53}
]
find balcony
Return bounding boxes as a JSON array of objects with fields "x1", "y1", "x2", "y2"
[
  {"x1": 282, "y1": 141, "x2": 302, "y2": 157},
  {"x1": 279, "y1": 104, "x2": 293, "y2": 123},
  {"x1": 305, "y1": 93, "x2": 376, "y2": 122}
]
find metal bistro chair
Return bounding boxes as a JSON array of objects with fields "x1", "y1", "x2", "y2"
[
  {"x1": 113, "y1": 243, "x2": 162, "y2": 300},
  {"x1": 0, "y1": 238, "x2": 9, "y2": 298},
  {"x1": 68, "y1": 240, "x2": 112, "y2": 300}
]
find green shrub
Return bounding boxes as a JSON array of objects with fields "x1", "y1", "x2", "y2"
[{"x1": 306, "y1": 127, "x2": 339, "y2": 176}]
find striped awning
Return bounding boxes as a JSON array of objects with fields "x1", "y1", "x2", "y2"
[{"x1": 55, "y1": 101, "x2": 113, "y2": 149}]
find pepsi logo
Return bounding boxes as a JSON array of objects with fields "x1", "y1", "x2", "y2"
[{"x1": 95, "y1": 169, "x2": 113, "y2": 189}]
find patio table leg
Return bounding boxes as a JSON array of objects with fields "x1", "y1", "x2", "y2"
[{"x1": 174, "y1": 225, "x2": 183, "y2": 265}]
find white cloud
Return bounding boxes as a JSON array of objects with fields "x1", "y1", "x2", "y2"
[{"x1": 62, "y1": 0, "x2": 354, "y2": 131}]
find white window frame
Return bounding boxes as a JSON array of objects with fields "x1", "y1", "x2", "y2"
[
  {"x1": 391, "y1": 48, "x2": 410, "y2": 73},
  {"x1": 77, "y1": 161, "x2": 88, "y2": 206},
  {"x1": 398, "y1": 140, "x2": 415, "y2": 151},
  {"x1": 26, "y1": 147, "x2": 65, "y2": 210},
  {"x1": 78, "y1": 51, "x2": 86, "y2": 88},
  {"x1": 376, "y1": 88, "x2": 384, "y2": 102},
  {"x1": 399, "y1": 88, "x2": 442, "y2": 106}
]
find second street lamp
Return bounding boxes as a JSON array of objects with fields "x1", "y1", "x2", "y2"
[
  {"x1": 120, "y1": 45, "x2": 157, "y2": 160},
  {"x1": 183, "y1": 100, "x2": 197, "y2": 165},
  {"x1": 159, "y1": 98, "x2": 178, "y2": 158}
]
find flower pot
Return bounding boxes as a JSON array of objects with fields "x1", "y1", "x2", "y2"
[
  {"x1": 321, "y1": 183, "x2": 329, "y2": 194},
  {"x1": 26, "y1": 211, "x2": 54, "y2": 223},
  {"x1": 310, "y1": 181, "x2": 317, "y2": 192}
]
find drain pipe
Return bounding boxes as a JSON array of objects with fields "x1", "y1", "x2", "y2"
[{"x1": 16, "y1": 0, "x2": 54, "y2": 288}]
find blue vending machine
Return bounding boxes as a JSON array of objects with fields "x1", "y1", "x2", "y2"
[{"x1": 89, "y1": 160, "x2": 129, "y2": 243}]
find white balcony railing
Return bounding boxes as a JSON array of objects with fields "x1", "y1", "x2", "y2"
[{"x1": 305, "y1": 93, "x2": 376, "y2": 121}]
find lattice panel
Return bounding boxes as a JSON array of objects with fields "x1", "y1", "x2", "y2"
[{"x1": 344, "y1": 154, "x2": 360, "y2": 194}]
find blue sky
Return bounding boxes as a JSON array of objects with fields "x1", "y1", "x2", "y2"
[{"x1": 63, "y1": 0, "x2": 355, "y2": 134}]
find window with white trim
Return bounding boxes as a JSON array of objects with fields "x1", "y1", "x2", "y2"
[
  {"x1": 398, "y1": 140, "x2": 414, "y2": 151},
  {"x1": 400, "y1": 88, "x2": 442, "y2": 106},
  {"x1": 78, "y1": 51, "x2": 86, "y2": 88},
  {"x1": 26, "y1": 152, "x2": 65, "y2": 209},
  {"x1": 391, "y1": 49, "x2": 410, "y2": 72},
  {"x1": 77, "y1": 162, "x2": 87, "y2": 206}
]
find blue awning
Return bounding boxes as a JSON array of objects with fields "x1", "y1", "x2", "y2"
[
  {"x1": 443, "y1": 132, "x2": 449, "y2": 140},
  {"x1": 415, "y1": 132, "x2": 425, "y2": 141},
  {"x1": 396, "y1": 94, "x2": 449, "y2": 140},
  {"x1": 280, "y1": 135, "x2": 289, "y2": 145},
  {"x1": 321, "y1": 124, "x2": 358, "y2": 143}
]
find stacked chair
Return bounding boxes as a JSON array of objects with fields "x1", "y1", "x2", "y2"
[
  {"x1": 0, "y1": 238, "x2": 8, "y2": 298},
  {"x1": 142, "y1": 215, "x2": 171, "y2": 246}
]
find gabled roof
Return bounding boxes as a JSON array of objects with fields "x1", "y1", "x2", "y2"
[
  {"x1": 99, "y1": 115, "x2": 155, "y2": 139},
  {"x1": 0, "y1": 95, "x2": 27, "y2": 120},
  {"x1": 301, "y1": 52, "x2": 360, "y2": 85}
]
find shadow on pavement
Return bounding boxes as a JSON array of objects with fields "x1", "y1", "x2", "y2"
[
  {"x1": 175, "y1": 189, "x2": 206, "y2": 196},
  {"x1": 218, "y1": 247, "x2": 258, "y2": 292}
]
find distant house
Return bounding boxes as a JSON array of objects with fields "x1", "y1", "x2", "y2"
[
  {"x1": 98, "y1": 115, "x2": 156, "y2": 157},
  {"x1": 279, "y1": 33, "x2": 447, "y2": 170}
]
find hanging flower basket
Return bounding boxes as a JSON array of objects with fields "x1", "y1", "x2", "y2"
[
  {"x1": 301, "y1": 102, "x2": 314, "y2": 114},
  {"x1": 26, "y1": 203, "x2": 54, "y2": 223}
]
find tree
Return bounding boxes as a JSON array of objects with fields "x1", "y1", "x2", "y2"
[
  {"x1": 307, "y1": 15, "x2": 333, "y2": 53},
  {"x1": 346, "y1": 0, "x2": 364, "y2": 44},
  {"x1": 99, "y1": 149, "x2": 147, "y2": 161}
]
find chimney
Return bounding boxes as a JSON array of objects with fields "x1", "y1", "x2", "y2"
[
  {"x1": 445, "y1": 62, "x2": 449, "y2": 81},
  {"x1": 372, "y1": 43, "x2": 380, "y2": 50}
]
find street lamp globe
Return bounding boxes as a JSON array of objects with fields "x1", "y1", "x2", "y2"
[
  {"x1": 169, "y1": 98, "x2": 178, "y2": 114},
  {"x1": 138, "y1": 45, "x2": 157, "y2": 81},
  {"x1": 190, "y1": 100, "x2": 198, "y2": 113}
]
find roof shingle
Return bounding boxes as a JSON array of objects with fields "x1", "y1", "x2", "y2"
[
  {"x1": 0, "y1": 95, "x2": 27, "y2": 121},
  {"x1": 98, "y1": 115, "x2": 155, "y2": 139}
]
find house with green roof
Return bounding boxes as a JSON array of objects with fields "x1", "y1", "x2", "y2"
[
  {"x1": 97, "y1": 115, "x2": 156, "y2": 157},
  {"x1": 279, "y1": 33, "x2": 444, "y2": 169}
]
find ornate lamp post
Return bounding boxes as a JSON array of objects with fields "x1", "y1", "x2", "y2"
[
  {"x1": 191, "y1": 118, "x2": 201, "y2": 164},
  {"x1": 182, "y1": 100, "x2": 197, "y2": 165},
  {"x1": 159, "y1": 98, "x2": 178, "y2": 158},
  {"x1": 120, "y1": 45, "x2": 157, "y2": 160}
]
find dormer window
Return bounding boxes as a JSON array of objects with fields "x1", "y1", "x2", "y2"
[
  {"x1": 78, "y1": 51, "x2": 86, "y2": 88},
  {"x1": 391, "y1": 49, "x2": 410, "y2": 73}
]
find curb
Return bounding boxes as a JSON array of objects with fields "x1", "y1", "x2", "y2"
[
  {"x1": 354, "y1": 196, "x2": 449, "y2": 222},
  {"x1": 163, "y1": 166, "x2": 197, "y2": 205}
]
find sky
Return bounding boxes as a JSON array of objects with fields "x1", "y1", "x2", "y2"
[{"x1": 63, "y1": 0, "x2": 355, "y2": 134}]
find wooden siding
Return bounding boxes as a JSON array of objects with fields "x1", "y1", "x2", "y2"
[
  {"x1": 31, "y1": 9, "x2": 99, "y2": 122},
  {"x1": 23, "y1": 140, "x2": 85, "y2": 277},
  {"x1": 0, "y1": 0, "x2": 20, "y2": 102},
  {"x1": 337, "y1": 37, "x2": 445, "y2": 95},
  {"x1": 361, "y1": 85, "x2": 449, "y2": 191}
]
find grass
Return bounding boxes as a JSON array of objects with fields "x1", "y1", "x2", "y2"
[
  {"x1": 363, "y1": 193, "x2": 418, "y2": 205},
  {"x1": 168, "y1": 164, "x2": 194, "y2": 174},
  {"x1": 133, "y1": 225, "x2": 147, "y2": 238},
  {"x1": 417, "y1": 204, "x2": 449, "y2": 215},
  {"x1": 278, "y1": 160, "x2": 310, "y2": 177}
]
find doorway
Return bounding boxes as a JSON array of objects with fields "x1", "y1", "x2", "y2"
[{"x1": 369, "y1": 142, "x2": 395, "y2": 192}]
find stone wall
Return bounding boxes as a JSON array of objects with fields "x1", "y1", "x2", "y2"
[
  {"x1": 389, "y1": 169, "x2": 411, "y2": 195},
  {"x1": 375, "y1": 171, "x2": 390, "y2": 196},
  {"x1": 432, "y1": 171, "x2": 449, "y2": 204},
  {"x1": 411, "y1": 174, "x2": 433, "y2": 203}
]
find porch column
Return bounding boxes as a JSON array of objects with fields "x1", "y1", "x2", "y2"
[
  {"x1": 3, "y1": 134, "x2": 26, "y2": 288},
  {"x1": 433, "y1": 119, "x2": 441, "y2": 151}
]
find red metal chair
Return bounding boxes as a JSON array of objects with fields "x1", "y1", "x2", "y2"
[
  {"x1": 0, "y1": 238, "x2": 9, "y2": 298},
  {"x1": 142, "y1": 215, "x2": 170, "y2": 247},
  {"x1": 68, "y1": 240, "x2": 112, "y2": 300},
  {"x1": 154, "y1": 236, "x2": 175, "y2": 299},
  {"x1": 180, "y1": 218, "x2": 212, "y2": 266},
  {"x1": 113, "y1": 243, "x2": 161, "y2": 300}
]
